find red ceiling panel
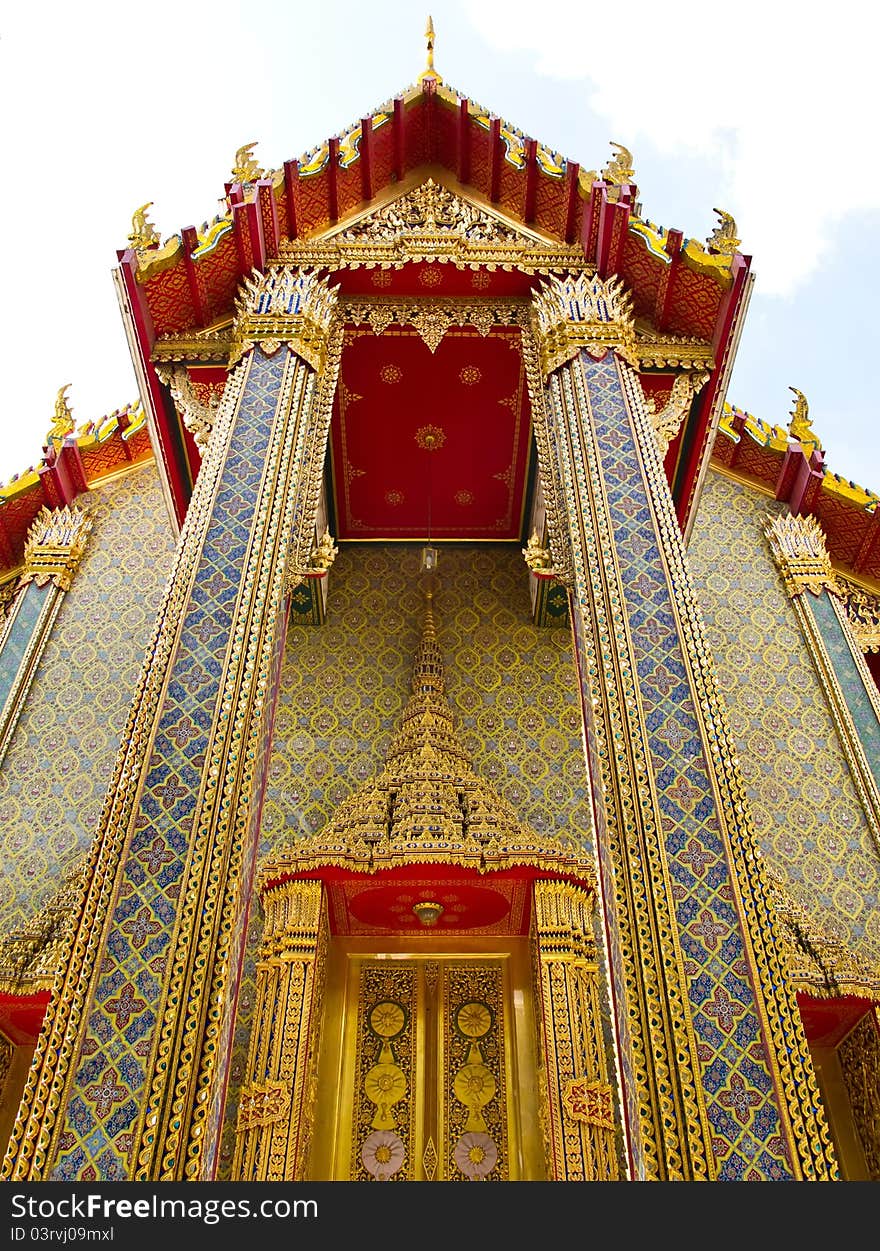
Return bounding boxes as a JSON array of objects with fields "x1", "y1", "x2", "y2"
[{"x1": 330, "y1": 323, "x2": 532, "y2": 541}]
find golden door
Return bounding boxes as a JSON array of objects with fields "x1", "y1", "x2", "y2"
[{"x1": 308, "y1": 940, "x2": 547, "y2": 1180}]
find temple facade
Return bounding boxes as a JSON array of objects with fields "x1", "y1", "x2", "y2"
[{"x1": 1, "y1": 41, "x2": 879, "y2": 1183}]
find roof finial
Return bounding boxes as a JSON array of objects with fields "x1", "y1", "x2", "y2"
[{"x1": 420, "y1": 15, "x2": 440, "y2": 82}]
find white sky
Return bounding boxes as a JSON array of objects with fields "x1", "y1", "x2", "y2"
[{"x1": 1, "y1": 0, "x2": 877, "y2": 495}]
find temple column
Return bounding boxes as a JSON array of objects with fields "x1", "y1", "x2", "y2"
[
  {"x1": 2, "y1": 268, "x2": 342, "y2": 1182},
  {"x1": 531, "y1": 880, "x2": 619, "y2": 1180},
  {"x1": 765, "y1": 514, "x2": 880, "y2": 843},
  {"x1": 0, "y1": 506, "x2": 92, "y2": 766},
  {"x1": 528, "y1": 273, "x2": 837, "y2": 1180},
  {"x1": 231, "y1": 879, "x2": 329, "y2": 1182}
]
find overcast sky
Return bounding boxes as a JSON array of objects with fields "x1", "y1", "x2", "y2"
[{"x1": 1, "y1": 0, "x2": 877, "y2": 498}]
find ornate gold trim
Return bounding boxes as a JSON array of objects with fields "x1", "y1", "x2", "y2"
[
  {"x1": 0, "y1": 865, "x2": 88, "y2": 996},
  {"x1": 1, "y1": 354, "x2": 254, "y2": 1181},
  {"x1": 765, "y1": 513, "x2": 842, "y2": 598},
  {"x1": 233, "y1": 267, "x2": 339, "y2": 372},
  {"x1": 279, "y1": 177, "x2": 587, "y2": 276},
  {"x1": 767, "y1": 870, "x2": 880, "y2": 1003},
  {"x1": 531, "y1": 272, "x2": 638, "y2": 376},
  {"x1": 231, "y1": 880, "x2": 328, "y2": 1180},
  {"x1": 19, "y1": 506, "x2": 93, "y2": 593},
  {"x1": 616, "y1": 358, "x2": 838, "y2": 1179},
  {"x1": 532, "y1": 881, "x2": 620, "y2": 1179}
]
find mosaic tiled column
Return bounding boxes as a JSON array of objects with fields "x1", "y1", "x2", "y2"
[
  {"x1": 529, "y1": 273, "x2": 837, "y2": 1180},
  {"x1": 0, "y1": 507, "x2": 92, "y2": 766},
  {"x1": 2, "y1": 269, "x2": 341, "y2": 1182},
  {"x1": 765, "y1": 514, "x2": 880, "y2": 843},
  {"x1": 231, "y1": 879, "x2": 328, "y2": 1181},
  {"x1": 531, "y1": 880, "x2": 619, "y2": 1180}
]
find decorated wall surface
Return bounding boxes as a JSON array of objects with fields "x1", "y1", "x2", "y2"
[
  {"x1": 217, "y1": 542, "x2": 592, "y2": 1176},
  {"x1": 0, "y1": 465, "x2": 176, "y2": 937},
  {"x1": 688, "y1": 470, "x2": 880, "y2": 964}
]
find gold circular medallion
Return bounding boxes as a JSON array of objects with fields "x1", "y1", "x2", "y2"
[
  {"x1": 369, "y1": 1000, "x2": 406, "y2": 1039},
  {"x1": 456, "y1": 1000, "x2": 492, "y2": 1038}
]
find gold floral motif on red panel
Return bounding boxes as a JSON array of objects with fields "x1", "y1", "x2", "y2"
[{"x1": 667, "y1": 265, "x2": 722, "y2": 341}]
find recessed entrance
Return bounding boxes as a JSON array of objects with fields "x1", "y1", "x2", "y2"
[{"x1": 308, "y1": 938, "x2": 546, "y2": 1181}]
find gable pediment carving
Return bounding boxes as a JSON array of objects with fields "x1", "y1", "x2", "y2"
[{"x1": 279, "y1": 177, "x2": 588, "y2": 275}]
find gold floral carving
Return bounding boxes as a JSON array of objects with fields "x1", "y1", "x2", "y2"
[
  {"x1": 532, "y1": 882, "x2": 619, "y2": 1180},
  {"x1": 839, "y1": 583, "x2": 880, "y2": 654},
  {"x1": 764, "y1": 513, "x2": 841, "y2": 598},
  {"x1": 154, "y1": 365, "x2": 219, "y2": 451},
  {"x1": 231, "y1": 880, "x2": 328, "y2": 1181},
  {"x1": 342, "y1": 296, "x2": 525, "y2": 353},
  {"x1": 562, "y1": 1080, "x2": 616, "y2": 1129},
  {"x1": 280, "y1": 177, "x2": 588, "y2": 276},
  {"x1": 837, "y1": 1010, "x2": 880, "y2": 1180},
  {"x1": 261, "y1": 597, "x2": 594, "y2": 888},
  {"x1": 645, "y1": 371, "x2": 710, "y2": 456},
  {"x1": 414, "y1": 424, "x2": 445, "y2": 450},
  {"x1": 0, "y1": 864, "x2": 88, "y2": 996},
  {"x1": 766, "y1": 869, "x2": 880, "y2": 1002},
  {"x1": 531, "y1": 272, "x2": 638, "y2": 377}
]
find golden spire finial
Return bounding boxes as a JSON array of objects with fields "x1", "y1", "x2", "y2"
[{"x1": 420, "y1": 15, "x2": 440, "y2": 81}]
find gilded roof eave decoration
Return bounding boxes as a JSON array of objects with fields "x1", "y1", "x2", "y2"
[
  {"x1": 716, "y1": 402, "x2": 880, "y2": 514},
  {"x1": 260, "y1": 594, "x2": 594, "y2": 892},
  {"x1": 767, "y1": 870, "x2": 880, "y2": 1003}
]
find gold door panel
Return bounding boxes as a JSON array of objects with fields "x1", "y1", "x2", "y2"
[{"x1": 309, "y1": 939, "x2": 546, "y2": 1180}]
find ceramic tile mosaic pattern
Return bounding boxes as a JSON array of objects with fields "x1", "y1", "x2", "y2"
[
  {"x1": 215, "y1": 542, "x2": 593, "y2": 1177},
  {"x1": 578, "y1": 356, "x2": 792, "y2": 1179},
  {"x1": 0, "y1": 584, "x2": 44, "y2": 710},
  {"x1": 687, "y1": 470, "x2": 880, "y2": 965},
  {"x1": 0, "y1": 466, "x2": 176, "y2": 937},
  {"x1": 52, "y1": 350, "x2": 290, "y2": 1180},
  {"x1": 809, "y1": 592, "x2": 880, "y2": 795}
]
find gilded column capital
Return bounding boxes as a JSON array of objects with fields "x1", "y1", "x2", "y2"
[
  {"x1": 231, "y1": 265, "x2": 339, "y2": 370},
  {"x1": 19, "y1": 506, "x2": 93, "y2": 592},
  {"x1": 530, "y1": 272, "x2": 637, "y2": 378},
  {"x1": 764, "y1": 512, "x2": 841, "y2": 598}
]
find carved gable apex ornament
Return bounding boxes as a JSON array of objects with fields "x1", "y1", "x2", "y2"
[
  {"x1": 338, "y1": 178, "x2": 527, "y2": 248},
  {"x1": 280, "y1": 177, "x2": 587, "y2": 275}
]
